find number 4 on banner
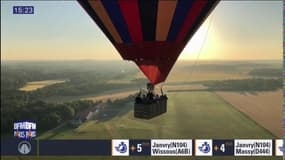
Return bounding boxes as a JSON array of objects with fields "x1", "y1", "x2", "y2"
[
  {"x1": 220, "y1": 144, "x2": 225, "y2": 152},
  {"x1": 212, "y1": 140, "x2": 234, "y2": 156}
]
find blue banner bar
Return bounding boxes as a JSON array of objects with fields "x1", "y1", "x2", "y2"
[
  {"x1": 39, "y1": 140, "x2": 111, "y2": 156},
  {"x1": 1, "y1": 139, "x2": 283, "y2": 156},
  {"x1": 1, "y1": 139, "x2": 37, "y2": 156}
]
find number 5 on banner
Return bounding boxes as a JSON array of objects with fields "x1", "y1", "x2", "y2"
[{"x1": 137, "y1": 144, "x2": 142, "y2": 152}]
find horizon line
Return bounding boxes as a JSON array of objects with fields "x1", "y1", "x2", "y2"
[{"x1": 1, "y1": 59, "x2": 282, "y2": 62}]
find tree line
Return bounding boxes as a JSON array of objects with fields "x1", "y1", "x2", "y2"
[
  {"x1": 203, "y1": 78, "x2": 282, "y2": 91},
  {"x1": 1, "y1": 100, "x2": 98, "y2": 135}
]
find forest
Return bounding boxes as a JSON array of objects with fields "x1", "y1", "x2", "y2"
[{"x1": 1, "y1": 61, "x2": 140, "y2": 135}]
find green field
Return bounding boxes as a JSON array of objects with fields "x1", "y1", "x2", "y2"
[
  {"x1": 39, "y1": 91, "x2": 275, "y2": 139},
  {"x1": 3, "y1": 92, "x2": 281, "y2": 160}
]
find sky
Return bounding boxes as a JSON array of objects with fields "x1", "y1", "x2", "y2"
[{"x1": 1, "y1": 1, "x2": 283, "y2": 61}]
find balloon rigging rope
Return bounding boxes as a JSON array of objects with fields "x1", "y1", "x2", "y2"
[
  {"x1": 189, "y1": 12, "x2": 215, "y2": 78},
  {"x1": 159, "y1": 13, "x2": 215, "y2": 92},
  {"x1": 160, "y1": 14, "x2": 215, "y2": 93}
]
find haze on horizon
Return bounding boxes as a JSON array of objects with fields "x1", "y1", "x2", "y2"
[{"x1": 1, "y1": 1, "x2": 282, "y2": 61}]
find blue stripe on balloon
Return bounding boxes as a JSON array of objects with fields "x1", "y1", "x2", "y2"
[
  {"x1": 138, "y1": 0, "x2": 158, "y2": 41},
  {"x1": 167, "y1": 0, "x2": 195, "y2": 41},
  {"x1": 78, "y1": 1, "x2": 116, "y2": 44},
  {"x1": 183, "y1": 1, "x2": 217, "y2": 43},
  {"x1": 101, "y1": 0, "x2": 132, "y2": 43}
]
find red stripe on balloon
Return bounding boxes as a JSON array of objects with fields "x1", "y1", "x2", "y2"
[
  {"x1": 175, "y1": 0, "x2": 207, "y2": 42},
  {"x1": 118, "y1": 0, "x2": 143, "y2": 42},
  {"x1": 114, "y1": 41, "x2": 185, "y2": 85}
]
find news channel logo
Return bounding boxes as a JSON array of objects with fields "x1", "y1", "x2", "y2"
[
  {"x1": 14, "y1": 121, "x2": 36, "y2": 139},
  {"x1": 112, "y1": 139, "x2": 129, "y2": 156},
  {"x1": 195, "y1": 139, "x2": 213, "y2": 156},
  {"x1": 18, "y1": 141, "x2": 32, "y2": 155}
]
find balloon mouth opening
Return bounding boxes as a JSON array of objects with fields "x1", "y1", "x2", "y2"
[{"x1": 136, "y1": 63, "x2": 164, "y2": 85}]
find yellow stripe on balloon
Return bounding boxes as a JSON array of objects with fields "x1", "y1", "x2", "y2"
[
  {"x1": 88, "y1": 0, "x2": 123, "y2": 43},
  {"x1": 156, "y1": 0, "x2": 177, "y2": 41}
]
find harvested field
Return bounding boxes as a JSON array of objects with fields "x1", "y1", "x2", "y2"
[
  {"x1": 19, "y1": 80, "x2": 66, "y2": 91},
  {"x1": 215, "y1": 90, "x2": 282, "y2": 137}
]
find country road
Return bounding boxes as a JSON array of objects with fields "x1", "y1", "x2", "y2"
[{"x1": 81, "y1": 84, "x2": 207, "y2": 102}]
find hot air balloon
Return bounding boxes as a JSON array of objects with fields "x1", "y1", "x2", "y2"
[{"x1": 78, "y1": 0, "x2": 219, "y2": 119}]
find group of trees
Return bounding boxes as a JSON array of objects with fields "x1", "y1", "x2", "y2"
[
  {"x1": 204, "y1": 78, "x2": 282, "y2": 91},
  {"x1": 249, "y1": 68, "x2": 282, "y2": 77},
  {"x1": 1, "y1": 99, "x2": 98, "y2": 135},
  {"x1": 1, "y1": 62, "x2": 138, "y2": 135}
]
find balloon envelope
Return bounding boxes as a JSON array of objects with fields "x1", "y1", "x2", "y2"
[{"x1": 78, "y1": 0, "x2": 219, "y2": 85}]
